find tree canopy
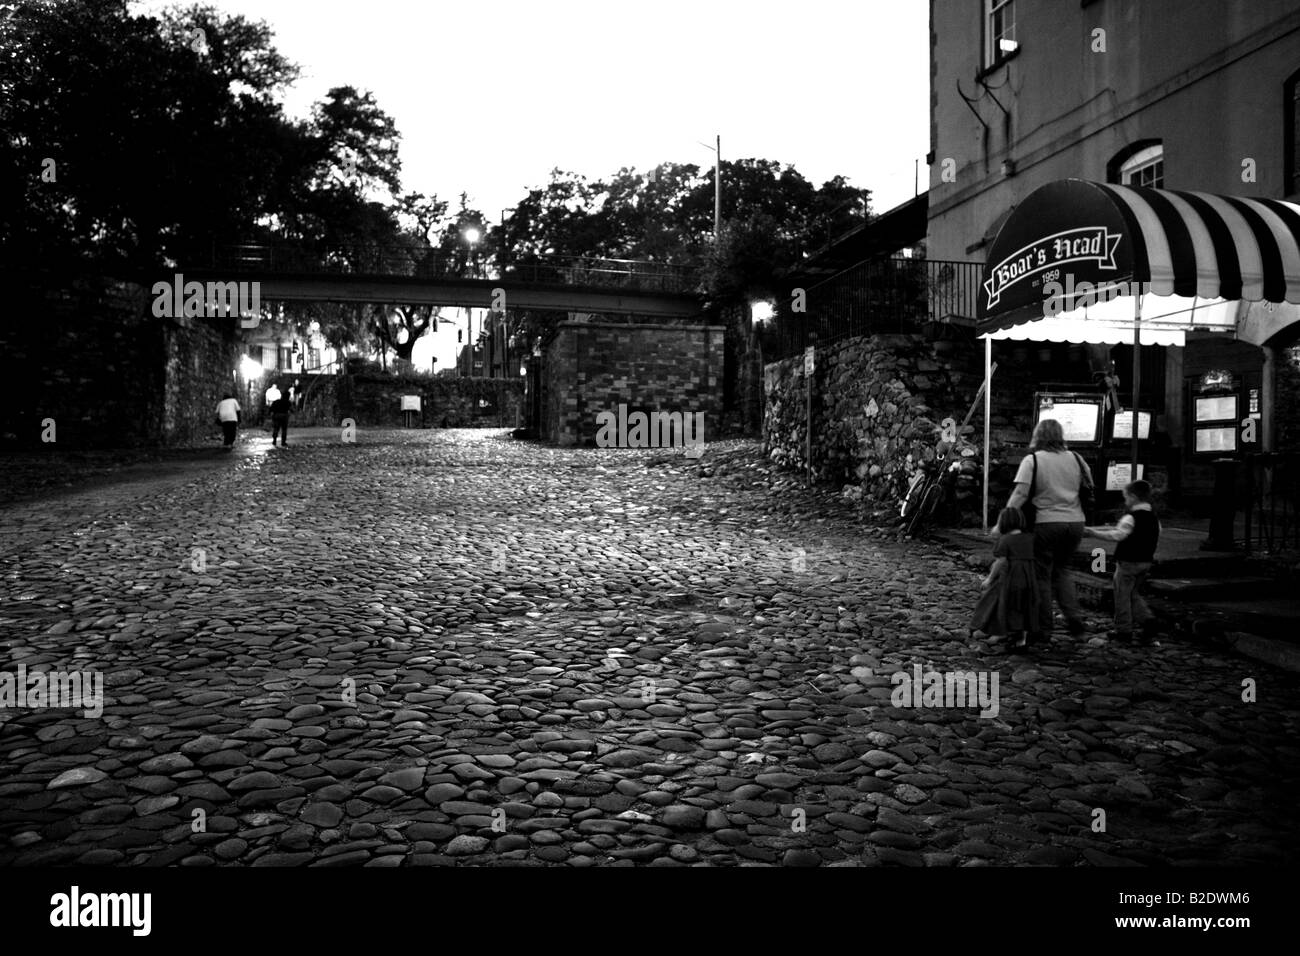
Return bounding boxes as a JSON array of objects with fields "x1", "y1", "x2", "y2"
[{"x1": 2, "y1": 0, "x2": 873, "y2": 364}]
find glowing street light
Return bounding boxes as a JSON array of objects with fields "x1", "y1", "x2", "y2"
[{"x1": 239, "y1": 355, "x2": 264, "y2": 380}]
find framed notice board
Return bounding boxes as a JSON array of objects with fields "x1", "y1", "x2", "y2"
[
  {"x1": 1111, "y1": 410, "x2": 1153, "y2": 441},
  {"x1": 1191, "y1": 390, "x2": 1240, "y2": 456},
  {"x1": 1034, "y1": 392, "x2": 1104, "y2": 447}
]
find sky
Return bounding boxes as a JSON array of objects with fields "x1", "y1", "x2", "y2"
[{"x1": 134, "y1": 0, "x2": 931, "y2": 370}]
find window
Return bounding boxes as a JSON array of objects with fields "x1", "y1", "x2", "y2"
[
  {"x1": 1119, "y1": 144, "x2": 1164, "y2": 189},
  {"x1": 985, "y1": 0, "x2": 1016, "y2": 67},
  {"x1": 1287, "y1": 70, "x2": 1300, "y2": 195},
  {"x1": 308, "y1": 348, "x2": 321, "y2": 370},
  {"x1": 278, "y1": 346, "x2": 291, "y2": 370}
]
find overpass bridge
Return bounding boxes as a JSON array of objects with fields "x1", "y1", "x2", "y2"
[{"x1": 182, "y1": 243, "x2": 704, "y2": 319}]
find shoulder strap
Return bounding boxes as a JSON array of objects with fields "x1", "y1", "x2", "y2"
[
  {"x1": 1029, "y1": 452, "x2": 1038, "y2": 497},
  {"x1": 1072, "y1": 451, "x2": 1090, "y2": 486}
]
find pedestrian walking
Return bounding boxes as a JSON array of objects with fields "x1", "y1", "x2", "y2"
[
  {"x1": 972, "y1": 506, "x2": 1042, "y2": 651},
  {"x1": 1006, "y1": 418, "x2": 1095, "y2": 639},
  {"x1": 1086, "y1": 479, "x2": 1162, "y2": 643},
  {"x1": 270, "y1": 391, "x2": 290, "y2": 446},
  {"x1": 216, "y1": 393, "x2": 240, "y2": 449}
]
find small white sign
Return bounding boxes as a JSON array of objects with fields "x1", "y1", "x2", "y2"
[
  {"x1": 1106, "y1": 462, "x2": 1145, "y2": 491},
  {"x1": 400, "y1": 395, "x2": 421, "y2": 412},
  {"x1": 804, "y1": 347, "x2": 815, "y2": 374},
  {"x1": 1112, "y1": 411, "x2": 1151, "y2": 440}
]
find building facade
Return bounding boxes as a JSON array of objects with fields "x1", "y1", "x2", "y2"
[{"x1": 929, "y1": 0, "x2": 1300, "y2": 508}]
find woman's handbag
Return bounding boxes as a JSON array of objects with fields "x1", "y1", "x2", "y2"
[
  {"x1": 1020, "y1": 452, "x2": 1038, "y2": 529},
  {"x1": 1073, "y1": 452, "x2": 1095, "y2": 515}
]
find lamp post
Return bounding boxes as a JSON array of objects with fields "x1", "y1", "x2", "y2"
[
  {"x1": 500, "y1": 207, "x2": 516, "y2": 279},
  {"x1": 463, "y1": 226, "x2": 481, "y2": 377}
]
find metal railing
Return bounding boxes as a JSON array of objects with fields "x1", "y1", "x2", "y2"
[
  {"x1": 772, "y1": 256, "x2": 983, "y2": 359},
  {"x1": 200, "y1": 242, "x2": 697, "y2": 294},
  {"x1": 1244, "y1": 452, "x2": 1299, "y2": 553}
]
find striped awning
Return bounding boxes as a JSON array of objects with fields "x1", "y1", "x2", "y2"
[{"x1": 977, "y1": 179, "x2": 1300, "y2": 346}]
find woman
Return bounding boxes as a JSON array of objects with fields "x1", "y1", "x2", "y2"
[{"x1": 1006, "y1": 418, "x2": 1093, "y2": 641}]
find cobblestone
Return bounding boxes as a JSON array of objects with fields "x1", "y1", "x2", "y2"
[{"x1": 1, "y1": 430, "x2": 1298, "y2": 866}]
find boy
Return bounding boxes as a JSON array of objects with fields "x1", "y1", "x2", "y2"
[{"x1": 1085, "y1": 479, "x2": 1161, "y2": 643}]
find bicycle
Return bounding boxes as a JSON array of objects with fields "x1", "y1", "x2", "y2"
[{"x1": 897, "y1": 364, "x2": 996, "y2": 538}]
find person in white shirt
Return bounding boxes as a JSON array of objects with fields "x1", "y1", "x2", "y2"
[
  {"x1": 216, "y1": 394, "x2": 241, "y2": 448},
  {"x1": 1006, "y1": 417, "x2": 1094, "y2": 640}
]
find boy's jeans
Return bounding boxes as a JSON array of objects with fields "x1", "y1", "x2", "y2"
[{"x1": 1113, "y1": 560, "x2": 1153, "y2": 632}]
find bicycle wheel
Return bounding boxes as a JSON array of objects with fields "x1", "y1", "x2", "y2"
[
  {"x1": 899, "y1": 471, "x2": 929, "y2": 521},
  {"x1": 906, "y1": 482, "x2": 944, "y2": 537}
]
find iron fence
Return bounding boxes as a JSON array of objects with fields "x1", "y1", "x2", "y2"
[
  {"x1": 770, "y1": 256, "x2": 983, "y2": 359},
  {"x1": 1244, "y1": 452, "x2": 1300, "y2": 553}
]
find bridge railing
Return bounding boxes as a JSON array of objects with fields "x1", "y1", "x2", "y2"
[{"x1": 201, "y1": 243, "x2": 697, "y2": 294}]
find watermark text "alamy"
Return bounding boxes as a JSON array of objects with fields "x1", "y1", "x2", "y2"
[
  {"x1": 152, "y1": 273, "x2": 261, "y2": 327},
  {"x1": 0, "y1": 663, "x2": 103, "y2": 718},
  {"x1": 891, "y1": 664, "x2": 999, "y2": 718},
  {"x1": 595, "y1": 403, "x2": 704, "y2": 456}
]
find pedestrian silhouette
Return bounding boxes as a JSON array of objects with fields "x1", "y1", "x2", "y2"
[
  {"x1": 270, "y1": 391, "x2": 290, "y2": 446},
  {"x1": 216, "y1": 393, "x2": 240, "y2": 449}
]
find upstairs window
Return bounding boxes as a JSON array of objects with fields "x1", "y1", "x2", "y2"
[
  {"x1": 1117, "y1": 144, "x2": 1164, "y2": 189},
  {"x1": 985, "y1": 0, "x2": 1017, "y2": 67}
]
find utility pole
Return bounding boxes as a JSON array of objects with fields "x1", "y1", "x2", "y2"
[{"x1": 715, "y1": 134, "x2": 721, "y2": 244}]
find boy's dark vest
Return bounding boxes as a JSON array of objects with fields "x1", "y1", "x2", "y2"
[{"x1": 1115, "y1": 509, "x2": 1159, "y2": 562}]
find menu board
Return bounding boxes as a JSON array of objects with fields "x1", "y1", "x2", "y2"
[
  {"x1": 1035, "y1": 393, "x2": 1103, "y2": 445},
  {"x1": 1195, "y1": 426, "x2": 1237, "y2": 453},
  {"x1": 1194, "y1": 395, "x2": 1237, "y2": 422},
  {"x1": 1112, "y1": 411, "x2": 1152, "y2": 440}
]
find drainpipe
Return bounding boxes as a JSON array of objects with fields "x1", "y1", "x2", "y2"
[{"x1": 1262, "y1": 345, "x2": 1276, "y2": 453}]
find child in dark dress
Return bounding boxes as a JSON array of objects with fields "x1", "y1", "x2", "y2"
[{"x1": 972, "y1": 506, "x2": 1043, "y2": 651}]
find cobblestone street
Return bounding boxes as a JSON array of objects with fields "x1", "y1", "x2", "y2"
[{"x1": 2, "y1": 429, "x2": 1298, "y2": 867}]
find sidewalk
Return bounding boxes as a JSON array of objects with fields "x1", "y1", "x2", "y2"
[{"x1": 936, "y1": 520, "x2": 1300, "y2": 673}]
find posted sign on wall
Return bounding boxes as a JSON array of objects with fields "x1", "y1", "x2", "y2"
[
  {"x1": 804, "y1": 347, "x2": 815, "y2": 374},
  {"x1": 400, "y1": 395, "x2": 421, "y2": 412}
]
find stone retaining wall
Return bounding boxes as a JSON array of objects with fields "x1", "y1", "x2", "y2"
[
  {"x1": 336, "y1": 373, "x2": 523, "y2": 428},
  {"x1": 1, "y1": 275, "x2": 240, "y2": 448},
  {"x1": 764, "y1": 333, "x2": 988, "y2": 512}
]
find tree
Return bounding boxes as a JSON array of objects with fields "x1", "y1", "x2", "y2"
[
  {"x1": 492, "y1": 158, "x2": 870, "y2": 300},
  {"x1": 1, "y1": 0, "x2": 310, "y2": 270}
]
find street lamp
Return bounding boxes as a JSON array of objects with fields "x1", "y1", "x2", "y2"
[{"x1": 462, "y1": 227, "x2": 482, "y2": 376}]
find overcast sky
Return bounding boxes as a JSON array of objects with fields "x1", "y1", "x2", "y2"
[{"x1": 134, "y1": 0, "x2": 931, "y2": 369}]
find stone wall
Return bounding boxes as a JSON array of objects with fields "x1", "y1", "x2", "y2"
[
  {"x1": 541, "y1": 319, "x2": 725, "y2": 446},
  {"x1": 162, "y1": 311, "x2": 245, "y2": 446},
  {"x1": 717, "y1": 301, "x2": 764, "y2": 437},
  {"x1": 335, "y1": 372, "x2": 523, "y2": 428},
  {"x1": 1, "y1": 274, "x2": 240, "y2": 448},
  {"x1": 763, "y1": 333, "x2": 1222, "y2": 525},
  {"x1": 764, "y1": 332, "x2": 988, "y2": 515}
]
